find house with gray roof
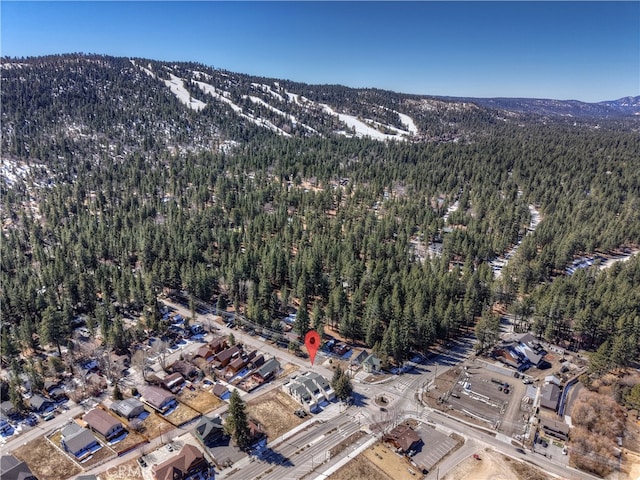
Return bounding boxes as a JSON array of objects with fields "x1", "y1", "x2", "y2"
[
  {"x1": 540, "y1": 383, "x2": 562, "y2": 411},
  {"x1": 362, "y1": 354, "x2": 381, "y2": 373},
  {"x1": 194, "y1": 415, "x2": 226, "y2": 447},
  {"x1": 253, "y1": 358, "x2": 280, "y2": 383},
  {"x1": 283, "y1": 371, "x2": 335, "y2": 412},
  {"x1": 28, "y1": 394, "x2": 55, "y2": 414},
  {"x1": 110, "y1": 398, "x2": 145, "y2": 419},
  {"x1": 1, "y1": 454, "x2": 38, "y2": 480},
  {"x1": 60, "y1": 422, "x2": 101, "y2": 460}
]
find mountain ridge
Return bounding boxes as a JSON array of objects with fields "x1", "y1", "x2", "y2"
[{"x1": 1, "y1": 53, "x2": 638, "y2": 161}]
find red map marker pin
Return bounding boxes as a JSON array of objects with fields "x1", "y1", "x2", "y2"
[{"x1": 304, "y1": 330, "x2": 321, "y2": 366}]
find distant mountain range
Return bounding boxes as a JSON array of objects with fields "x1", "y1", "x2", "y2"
[
  {"x1": 457, "y1": 96, "x2": 640, "y2": 118},
  {"x1": 1, "y1": 54, "x2": 638, "y2": 158}
]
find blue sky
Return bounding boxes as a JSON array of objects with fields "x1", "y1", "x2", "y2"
[{"x1": 2, "y1": 1, "x2": 638, "y2": 102}]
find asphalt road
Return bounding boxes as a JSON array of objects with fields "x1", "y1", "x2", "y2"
[{"x1": 4, "y1": 300, "x2": 602, "y2": 480}]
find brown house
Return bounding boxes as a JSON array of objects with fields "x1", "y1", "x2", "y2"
[
  {"x1": 385, "y1": 424, "x2": 422, "y2": 453},
  {"x1": 162, "y1": 372, "x2": 185, "y2": 393},
  {"x1": 227, "y1": 357, "x2": 247, "y2": 376},
  {"x1": 208, "y1": 336, "x2": 227, "y2": 354},
  {"x1": 171, "y1": 360, "x2": 198, "y2": 380},
  {"x1": 193, "y1": 345, "x2": 215, "y2": 361},
  {"x1": 214, "y1": 346, "x2": 241, "y2": 369},
  {"x1": 83, "y1": 408, "x2": 126, "y2": 441},
  {"x1": 152, "y1": 444, "x2": 208, "y2": 480},
  {"x1": 142, "y1": 386, "x2": 177, "y2": 414}
]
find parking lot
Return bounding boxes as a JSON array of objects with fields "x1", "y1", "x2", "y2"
[
  {"x1": 414, "y1": 424, "x2": 460, "y2": 472},
  {"x1": 444, "y1": 360, "x2": 529, "y2": 437}
]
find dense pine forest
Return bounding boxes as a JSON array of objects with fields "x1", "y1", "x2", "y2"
[{"x1": 1, "y1": 54, "x2": 639, "y2": 370}]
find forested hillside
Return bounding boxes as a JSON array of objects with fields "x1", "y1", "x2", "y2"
[{"x1": 1, "y1": 54, "x2": 639, "y2": 366}]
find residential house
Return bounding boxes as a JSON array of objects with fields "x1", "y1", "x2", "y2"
[
  {"x1": 249, "y1": 353, "x2": 265, "y2": 369},
  {"x1": 170, "y1": 360, "x2": 198, "y2": 380},
  {"x1": 193, "y1": 345, "x2": 215, "y2": 362},
  {"x1": 0, "y1": 401, "x2": 16, "y2": 418},
  {"x1": 385, "y1": 424, "x2": 422, "y2": 454},
  {"x1": 540, "y1": 383, "x2": 562, "y2": 411},
  {"x1": 333, "y1": 343, "x2": 350, "y2": 356},
  {"x1": 194, "y1": 415, "x2": 226, "y2": 447},
  {"x1": 362, "y1": 354, "x2": 381, "y2": 373},
  {"x1": 83, "y1": 408, "x2": 126, "y2": 442},
  {"x1": 226, "y1": 357, "x2": 247, "y2": 377},
  {"x1": 497, "y1": 332, "x2": 548, "y2": 370},
  {"x1": 539, "y1": 417, "x2": 570, "y2": 441},
  {"x1": 248, "y1": 420, "x2": 265, "y2": 442},
  {"x1": 60, "y1": 422, "x2": 101, "y2": 460},
  {"x1": 283, "y1": 372, "x2": 335, "y2": 411},
  {"x1": 110, "y1": 398, "x2": 145, "y2": 420},
  {"x1": 1, "y1": 454, "x2": 38, "y2": 480},
  {"x1": 208, "y1": 336, "x2": 227, "y2": 354},
  {"x1": 29, "y1": 394, "x2": 55, "y2": 414},
  {"x1": 152, "y1": 444, "x2": 208, "y2": 480},
  {"x1": 142, "y1": 386, "x2": 177, "y2": 414},
  {"x1": 212, "y1": 384, "x2": 229, "y2": 399},
  {"x1": 213, "y1": 345, "x2": 241, "y2": 369},
  {"x1": 350, "y1": 350, "x2": 369, "y2": 369},
  {"x1": 253, "y1": 358, "x2": 281, "y2": 383},
  {"x1": 161, "y1": 372, "x2": 185, "y2": 393},
  {"x1": 43, "y1": 380, "x2": 66, "y2": 400}
]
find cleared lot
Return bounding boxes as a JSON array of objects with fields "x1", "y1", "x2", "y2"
[
  {"x1": 12, "y1": 436, "x2": 82, "y2": 480},
  {"x1": 442, "y1": 448, "x2": 550, "y2": 480},
  {"x1": 362, "y1": 442, "x2": 422, "y2": 480},
  {"x1": 178, "y1": 388, "x2": 223, "y2": 414},
  {"x1": 246, "y1": 389, "x2": 306, "y2": 440}
]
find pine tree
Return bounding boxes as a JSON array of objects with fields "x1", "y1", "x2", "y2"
[
  {"x1": 224, "y1": 389, "x2": 252, "y2": 451},
  {"x1": 113, "y1": 383, "x2": 123, "y2": 401},
  {"x1": 331, "y1": 365, "x2": 353, "y2": 402}
]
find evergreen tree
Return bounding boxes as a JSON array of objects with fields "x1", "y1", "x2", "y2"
[
  {"x1": 331, "y1": 365, "x2": 353, "y2": 402},
  {"x1": 224, "y1": 389, "x2": 252, "y2": 451}
]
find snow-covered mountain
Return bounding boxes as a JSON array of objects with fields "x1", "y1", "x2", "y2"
[{"x1": 1, "y1": 54, "x2": 637, "y2": 161}]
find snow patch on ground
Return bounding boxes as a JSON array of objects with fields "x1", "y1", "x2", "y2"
[
  {"x1": 194, "y1": 80, "x2": 241, "y2": 112},
  {"x1": 396, "y1": 111, "x2": 418, "y2": 134},
  {"x1": 251, "y1": 83, "x2": 285, "y2": 102},
  {"x1": 321, "y1": 104, "x2": 408, "y2": 141},
  {"x1": 130, "y1": 59, "x2": 156, "y2": 79},
  {"x1": 245, "y1": 95, "x2": 317, "y2": 133},
  {"x1": 164, "y1": 74, "x2": 206, "y2": 111},
  {"x1": 195, "y1": 80, "x2": 290, "y2": 136},
  {"x1": 1, "y1": 159, "x2": 44, "y2": 186}
]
